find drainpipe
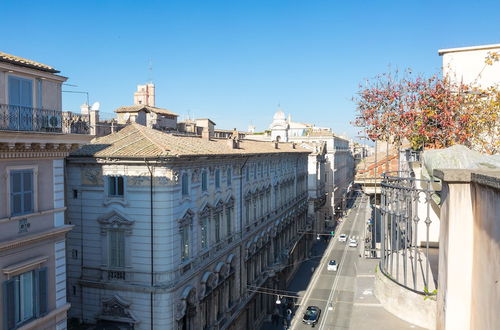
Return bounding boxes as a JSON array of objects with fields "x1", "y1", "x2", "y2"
[{"x1": 145, "y1": 159, "x2": 155, "y2": 330}]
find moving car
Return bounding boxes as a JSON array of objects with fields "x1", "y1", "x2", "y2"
[
  {"x1": 348, "y1": 238, "x2": 358, "y2": 247},
  {"x1": 302, "y1": 306, "x2": 321, "y2": 326},
  {"x1": 339, "y1": 234, "x2": 347, "y2": 242},
  {"x1": 327, "y1": 260, "x2": 337, "y2": 271}
]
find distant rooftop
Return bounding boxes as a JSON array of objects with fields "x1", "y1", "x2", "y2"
[
  {"x1": 0, "y1": 51, "x2": 59, "y2": 73},
  {"x1": 438, "y1": 43, "x2": 500, "y2": 55},
  {"x1": 115, "y1": 105, "x2": 178, "y2": 117},
  {"x1": 72, "y1": 123, "x2": 310, "y2": 158}
]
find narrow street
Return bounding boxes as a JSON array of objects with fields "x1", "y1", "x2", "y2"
[{"x1": 261, "y1": 192, "x2": 425, "y2": 330}]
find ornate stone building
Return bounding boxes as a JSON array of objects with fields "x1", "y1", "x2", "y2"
[
  {"x1": 0, "y1": 51, "x2": 92, "y2": 330},
  {"x1": 65, "y1": 124, "x2": 311, "y2": 329}
]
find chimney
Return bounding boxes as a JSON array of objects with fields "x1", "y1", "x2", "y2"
[
  {"x1": 227, "y1": 128, "x2": 240, "y2": 149},
  {"x1": 292, "y1": 142, "x2": 296, "y2": 149},
  {"x1": 274, "y1": 142, "x2": 279, "y2": 149},
  {"x1": 80, "y1": 103, "x2": 90, "y2": 115},
  {"x1": 201, "y1": 127, "x2": 210, "y2": 140},
  {"x1": 89, "y1": 109, "x2": 99, "y2": 136}
]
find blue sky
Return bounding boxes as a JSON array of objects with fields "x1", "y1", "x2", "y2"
[{"x1": 2, "y1": 0, "x2": 499, "y2": 139}]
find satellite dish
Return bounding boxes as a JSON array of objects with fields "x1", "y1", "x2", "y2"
[{"x1": 91, "y1": 102, "x2": 100, "y2": 111}]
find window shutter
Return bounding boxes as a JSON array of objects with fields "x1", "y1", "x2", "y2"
[
  {"x1": 3, "y1": 279, "x2": 16, "y2": 330},
  {"x1": 23, "y1": 171, "x2": 33, "y2": 213},
  {"x1": 117, "y1": 177, "x2": 124, "y2": 196},
  {"x1": 36, "y1": 267, "x2": 48, "y2": 316}
]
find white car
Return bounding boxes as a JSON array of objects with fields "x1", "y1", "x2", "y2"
[
  {"x1": 339, "y1": 234, "x2": 347, "y2": 242},
  {"x1": 348, "y1": 239, "x2": 358, "y2": 247},
  {"x1": 327, "y1": 260, "x2": 337, "y2": 271}
]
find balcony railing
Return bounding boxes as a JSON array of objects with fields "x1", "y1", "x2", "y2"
[
  {"x1": 380, "y1": 171, "x2": 438, "y2": 296},
  {"x1": 0, "y1": 104, "x2": 89, "y2": 134}
]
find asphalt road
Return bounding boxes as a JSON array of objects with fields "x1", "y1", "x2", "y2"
[{"x1": 291, "y1": 192, "x2": 368, "y2": 330}]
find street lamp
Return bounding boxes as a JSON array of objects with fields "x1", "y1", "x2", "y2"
[{"x1": 276, "y1": 295, "x2": 282, "y2": 305}]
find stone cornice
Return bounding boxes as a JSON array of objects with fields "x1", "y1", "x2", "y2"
[
  {"x1": 0, "y1": 225, "x2": 73, "y2": 253},
  {"x1": 0, "y1": 207, "x2": 66, "y2": 223}
]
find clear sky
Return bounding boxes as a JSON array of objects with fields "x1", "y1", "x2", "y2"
[{"x1": 2, "y1": 0, "x2": 499, "y2": 140}]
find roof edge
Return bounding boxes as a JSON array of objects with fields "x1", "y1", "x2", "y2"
[{"x1": 438, "y1": 43, "x2": 500, "y2": 56}]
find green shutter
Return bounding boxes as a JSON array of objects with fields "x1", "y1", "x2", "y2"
[
  {"x1": 3, "y1": 279, "x2": 16, "y2": 330},
  {"x1": 36, "y1": 267, "x2": 48, "y2": 316}
]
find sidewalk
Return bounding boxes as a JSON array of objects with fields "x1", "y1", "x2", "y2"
[{"x1": 349, "y1": 257, "x2": 424, "y2": 330}]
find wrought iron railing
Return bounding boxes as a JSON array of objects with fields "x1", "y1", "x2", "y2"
[
  {"x1": 0, "y1": 104, "x2": 90, "y2": 134},
  {"x1": 380, "y1": 171, "x2": 437, "y2": 296}
]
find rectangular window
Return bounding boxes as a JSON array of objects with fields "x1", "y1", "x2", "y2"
[
  {"x1": 201, "y1": 217, "x2": 208, "y2": 249},
  {"x1": 182, "y1": 173, "x2": 189, "y2": 196},
  {"x1": 10, "y1": 169, "x2": 34, "y2": 216},
  {"x1": 3, "y1": 268, "x2": 47, "y2": 329},
  {"x1": 215, "y1": 169, "x2": 220, "y2": 189},
  {"x1": 246, "y1": 168, "x2": 249, "y2": 181},
  {"x1": 226, "y1": 208, "x2": 232, "y2": 235},
  {"x1": 226, "y1": 168, "x2": 232, "y2": 186},
  {"x1": 214, "y1": 213, "x2": 220, "y2": 243},
  {"x1": 36, "y1": 78, "x2": 42, "y2": 109},
  {"x1": 181, "y1": 226, "x2": 190, "y2": 261},
  {"x1": 108, "y1": 176, "x2": 124, "y2": 197},
  {"x1": 109, "y1": 230, "x2": 125, "y2": 268},
  {"x1": 245, "y1": 201, "x2": 250, "y2": 225},
  {"x1": 202, "y1": 171, "x2": 208, "y2": 191}
]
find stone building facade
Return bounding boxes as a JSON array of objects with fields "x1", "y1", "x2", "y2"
[
  {"x1": 0, "y1": 51, "x2": 92, "y2": 330},
  {"x1": 65, "y1": 123, "x2": 311, "y2": 329}
]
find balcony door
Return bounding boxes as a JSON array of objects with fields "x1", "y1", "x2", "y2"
[{"x1": 8, "y1": 76, "x2": 33, "y2": 130}]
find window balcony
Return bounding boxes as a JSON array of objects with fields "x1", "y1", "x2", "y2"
[{"x1": 0, "y1": 104, "x2": 89, "y2": 134}]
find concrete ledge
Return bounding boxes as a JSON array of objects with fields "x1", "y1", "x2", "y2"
[
  {"x1": 434, "y1": 169, "x2": 500, "y2": 186},
  {"x1": 374, "y1": 265, "x2": 436, "y2": 329}
]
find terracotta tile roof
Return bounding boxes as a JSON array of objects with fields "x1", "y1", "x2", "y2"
[
  {"x1": 71, "y1": 123, "x2": 311, "y2": 159},
  {"x1": 0, "y1": 51, "x2": 59, "y2": 73},
  {"x1": 115, "y1": 105, "x2": 179, "y2": 117}
]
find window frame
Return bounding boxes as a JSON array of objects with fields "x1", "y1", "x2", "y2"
[
  {"x1": 201, "y1": 170, "x2": 208, "y2": 192},
  {"x1": 181, "y1": 172, "x2": 189, "y2": 196},
  {"x1": 226, "y1": 168, "x2": 232, "y2": 186},
  {"x1": 6, "y1": 165, "x2": 38, "y2": 217},
  {"x1": 215, "y1": 169, "x2": 221, "y2": 189},
  {"x1": 108, "y1": 230, "x2": 126, "y2": 268},
  {"x1": 108, "y1": 176, "x2": 125, "y2": 198}
]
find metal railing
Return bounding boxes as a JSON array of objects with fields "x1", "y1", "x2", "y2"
[
  {"x1": 0, "y1": 104, "x2": 89, "y2": 134},
  {"x1": 380, "y1": 171, "x2": 437, "y2": 296}
]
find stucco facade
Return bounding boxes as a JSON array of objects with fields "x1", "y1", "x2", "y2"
[
  {"x1": 0, "y1": 52, "x2": 92, "y2": 330},
  {"x1": 65, "y1": 125, "x2": 311, "y2": 330}
]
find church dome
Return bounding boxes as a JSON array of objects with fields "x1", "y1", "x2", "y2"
[{"x1": 273, "y1": 109, "x2": 286, "y2": 121}]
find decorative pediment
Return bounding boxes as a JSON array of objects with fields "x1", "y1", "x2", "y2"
[
  {"x1": 200, "y1": 271, "x2": 217, "y2": 298},
  {"x1": 214, "y1": 261, "x2": 229, "y2": 281},
  {"x1": 214, "y1": 200, "x2": 224, "y2": 213},
  {"x1": 178, "y1": 209, "x2": 194, "y2": 228},
  {"x1": 97, "y1": 210, "x2": 134, "y2": 235},
  {"x1": 225, "y1": 196, "x2": 235, "y2": 208},
  {"x1": 98, "y1": 295, "x2": 138, "y2": 325},
  {"x1": 198, "y1": 203, "x2": 212, "y2": 220},
  {"x1": 175, "y1": 286, "x2": 197, "y2": 320}
]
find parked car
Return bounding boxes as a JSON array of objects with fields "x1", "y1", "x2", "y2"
[
  {"x1": 302, "y1": 305, "x2": 321, "y2": 326},
  {"x1": 327, "y1": 260, "x2": 337, "y2": 271},
  {"x1": 339, "y1": 234, "x2": 347, "y2": 242},
  {"x1": 349, "y1": 238, "x2": 358, "y2": 247}
]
